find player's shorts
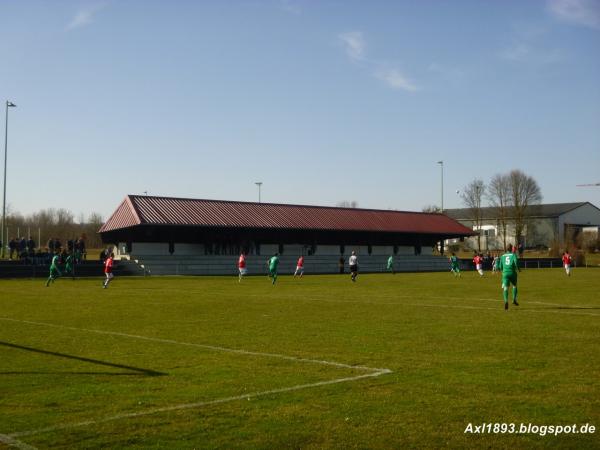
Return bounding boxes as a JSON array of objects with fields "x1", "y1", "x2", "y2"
[
  {"x1": 564, "y1": 264, "x2": 570, "y2": 270},
  {"x1": 269, "y1": 268, "x2": 277, "y2": 277},
  {"x1": 349, "y1": 264, "x2": 358, "y2": 273},
  {"x1": 476, "y1": 264, "x2": 482, "y2": 271},
  {"x1": 105, "y1": 272, "x2": 114, "y2": 280},
  {"x1": 49, "y1": 268, "x2": 60, "y2": 278},
  {"x1": 451, "y1": 264, "x2": 460, "y2": 272},
  {"x1": 239, "y1": 267, "x2": 247, "y2": 275},
  {"x1": 502, "y1": 273, "x2": 517, "y2": 288},
  {"x1": 295, "y1": 266, "x2": 304, "y2": 273}
]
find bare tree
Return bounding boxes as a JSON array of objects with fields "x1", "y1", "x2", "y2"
[
  {"x1": 336, "y1": 201, "x2": 359, "y2": 208},
  {"x1": 3, "y1": 208, "x2": 105, "y2": 252},
  {"x1": 86, "y1": 212, "x2": 104, "y2": 248},
  {"x1": 421, "y1": 204, "x2": 441, "y2": 213},
  {"x1": 460, "y1": 179, "x2": 486, "y2": 251},
  {"x1": 488, "y1": 173, "x2": 511, "y2": 249},
  {"x1": 509, "y1": 169, "x2": 542, "y2": 247}
]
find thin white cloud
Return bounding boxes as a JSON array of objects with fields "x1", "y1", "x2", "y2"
[
  {"x1": 427, "y1": 63, "x2": 465, "y2": 80},
  {"x1": 338, "y1": 31, "x2": 366, "y2": 61},
  {"x1": 279, "y1": 0, "x2": 301, "y2": 15},
  {"x1": 500, "y1": 23, "x2": 563, "y2": 64},
  {"x1": 501, "y1": 43, "x2": 532, "y2": 61},
  {"x1": 547, "y1": 0, "x2": 600, "y2": 29},
  {"x1": 501, "y1": 41, "x2": 563, "y2": 64},
  {"x1": 338, "y1": 32, "x2": 418, "y2": 92},
  {"x1": 374, "y1": 68, "x2": 418, "y2": 92},
  {"x1": 67, "y1": 3, "x2": 106, "y2": 30}
]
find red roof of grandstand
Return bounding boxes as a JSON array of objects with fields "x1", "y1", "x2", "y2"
[{"x1": 99, "y1": 195, "x2": 474, "y2": 236}]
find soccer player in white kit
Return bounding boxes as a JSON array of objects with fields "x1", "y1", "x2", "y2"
[{"x1": 349, "y1": 251, "x2": 358, "y2": 282}]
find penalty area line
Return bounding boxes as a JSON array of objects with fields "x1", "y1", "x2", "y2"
[
  {"x1": 0, "y1": 317, "x2": 388, "y2": 373},
  {"x1": 0, "y1": 317, "x2": 392, "y2": 440},
  {"x1": 0, "y1": 433, "x2": 38, "y2": 450},
  {"x1": 10, "y1": 370, "x2": 391, "y2": 439}
]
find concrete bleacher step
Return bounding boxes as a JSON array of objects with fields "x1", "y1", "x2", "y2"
[{"x1": 126, "y1": 254, "x2": 450, "y2": 276}]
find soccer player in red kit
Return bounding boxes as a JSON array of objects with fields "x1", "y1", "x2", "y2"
[
  {"x1": 103, "y1": 252, "x2": 114, "y2": 288},
  {"x1": 294, "y1": 255, "x2": 304, "y2": 278},
  {"x1": 473, "y1": 253, "x2": 484, "y2": 276},
  {"x1": 238, "y1": 252, "x2": 247, "y2": 282},
  {"x1": 562, "y1": 251, "x2": 572, "y2": 276}
]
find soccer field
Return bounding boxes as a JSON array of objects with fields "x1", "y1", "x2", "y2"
[{"x1": 1, "y1": 270, "x2": 598, "y2": 449}]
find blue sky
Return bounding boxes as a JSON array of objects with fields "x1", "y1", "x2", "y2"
[{"x1": 1, "y1": 0, "x2": 599, "y2": 220}]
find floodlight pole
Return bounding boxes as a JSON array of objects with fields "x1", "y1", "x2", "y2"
[
  {"x1": 437, "y1": 160, "x2": 444, "y2": 213},
  {"x1": 436, "y1": 160, "x2": 445, "y2": 255},
  {"x1": 255, "y1": 182, "x2": 262, "y2": 203},
  {"x1": 2, "y1": 101, "x2": 16, "y2": 259}
]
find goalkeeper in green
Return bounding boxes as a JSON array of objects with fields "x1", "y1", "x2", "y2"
[{"x1": 499, "y1": 244, "x2": 520, "y2": 310}]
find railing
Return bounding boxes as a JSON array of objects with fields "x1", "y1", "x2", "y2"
[
  {"x1": 0, "y1": 261, "x2": 105, "y2": 278},
  {"x1": 458, "y1": 258, "x2": 583, "y2": 270}
]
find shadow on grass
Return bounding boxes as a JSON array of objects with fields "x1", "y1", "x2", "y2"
[
  {"x1": 0, "y1": 371, "x2": 161, "y2": 376},
  {"x1": 0, "y1": 341, "x2": 167, "y2": 377},
  {"x1": 543, "y1": 306, "x2": 600, "y2": 310}
]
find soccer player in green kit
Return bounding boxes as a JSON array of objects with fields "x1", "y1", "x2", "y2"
[
  {"x1": 268, "y1": 253, "x2": 280, "y2": 285},
  {"x1": 64, "y1": 252, "x2": 74, "y2": 277},
  {"x1": 387, "y1": 255, "x2": 395, "y2": 274},
  {"x1": 449, "y1": 253, "x2": 461, "y2": 277},
  {"x1": 499, "y1": 244, "x2": 520, "y2": 310},
  {"x1": 45, "y1": 252, "x2": 62, "y2": 287}
]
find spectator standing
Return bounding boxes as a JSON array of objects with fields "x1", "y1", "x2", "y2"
[
  {"x1": 9, "y1": 238, "x2": 17, "y2": 259},
  {"x1": 19, "y1": 237, "x2": 27, "y2": 259},
  {"x1": 27, "y1": 236, "x2": 35, "y2": 253}
]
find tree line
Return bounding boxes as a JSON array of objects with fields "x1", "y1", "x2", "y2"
[
  {"x1": 2, "y1": 208, "x2": 104, "y2": 251},
  {"x1": 424, "y1": 169, "x2": 542, "y2": 251}
]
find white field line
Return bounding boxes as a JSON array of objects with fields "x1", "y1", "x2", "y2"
[
  {"x1": 0, "y1": 317, "x2": 388, "y2": 372},
  {"x1": 10, "y1": 370, "x2": 389, "y2": 439},
  {"x1": 299, "y1": 296, "x2": 600, "y2": 317},
  {"x1": 128, "y1": 287, "x2": 600, "y2": 316},
  {"x1": 0, "y1": 433, "x2": 38, "y2": 450},
  {"x1": 0, "y1": 317, "x2": 391, "y2": 440}
]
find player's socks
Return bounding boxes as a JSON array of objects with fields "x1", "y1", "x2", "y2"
[
  {"x1": 503, "y1": 287, "x2": 509, "y2": 303},
  {"x1": 512, "y1": 287, "x2": 518, "y2": 305}
]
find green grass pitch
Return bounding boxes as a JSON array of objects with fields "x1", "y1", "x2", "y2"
[{"x1": 1, "y1": 269, "x2": 598, "y2": 449}]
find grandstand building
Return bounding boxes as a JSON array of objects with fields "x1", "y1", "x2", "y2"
[{"x1": 99, "y1": 195, "x2": 474, "y2": 275}]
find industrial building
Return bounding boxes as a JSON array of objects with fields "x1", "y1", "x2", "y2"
[{"x1": 443, "y1": 202, "x2": 600, "y2": 251}]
